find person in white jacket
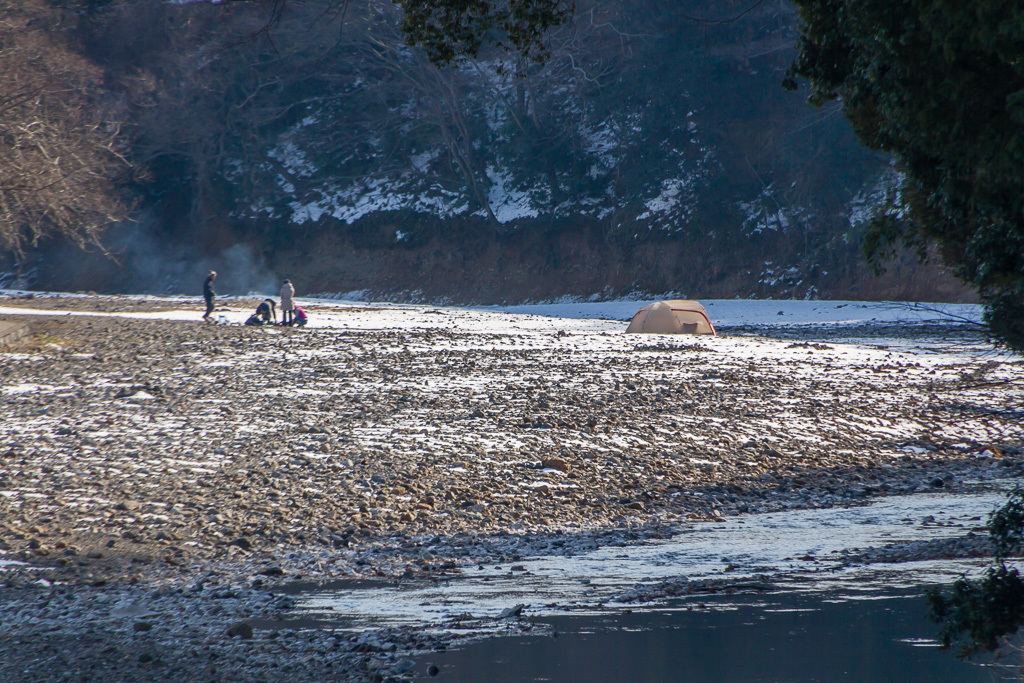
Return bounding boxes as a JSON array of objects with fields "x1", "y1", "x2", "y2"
[{"x1": 280, "y1": 279, "x2": 295, "y2": 325}]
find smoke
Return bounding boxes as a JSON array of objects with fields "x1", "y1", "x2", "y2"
[
  {"x1": 185, "y1": 243, "x2": 280, "y2": 298},
  {"x1": 25, "y1": 219, "x2": 280, "y2": 297}
]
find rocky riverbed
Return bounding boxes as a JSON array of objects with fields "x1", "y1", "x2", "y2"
[{"x1": 0, "y1": 294, "x2": 1021, "y2": 681}]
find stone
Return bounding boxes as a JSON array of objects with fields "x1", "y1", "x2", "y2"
[
  {"x1": 226, "y1": 621, "x2": 254, "y2": 639},
  {"x1": 229, "y1": 537, "x2": 252, "y2": 551},
  {"x1": 498, "y1": 604, "x2": 524, "y2": 619},
  {"x1": 541, "y1": 457, "x2": 570, "y2": 473}
]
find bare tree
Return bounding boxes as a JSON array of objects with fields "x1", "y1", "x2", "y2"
[{"x1": 0, "y1": 1, "x2": 132, "y2": 258}]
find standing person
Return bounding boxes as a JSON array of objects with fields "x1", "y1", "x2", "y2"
[
  {"x1": 202, "y1": 270, "x2": 217, "y2": 322},
  {"x1": 280, "y1": 279, "x2": 295, "y2": 326}
]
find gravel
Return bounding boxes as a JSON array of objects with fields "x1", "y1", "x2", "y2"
[{"x1": 0, "y1": 294, "x2": 1021, "y2": 680}]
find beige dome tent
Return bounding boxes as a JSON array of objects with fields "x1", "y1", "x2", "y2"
[{"x1": 625, "y1": 300, "x2": 716, "y2": 335}]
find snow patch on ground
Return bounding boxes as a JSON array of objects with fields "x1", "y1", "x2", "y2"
[{"x1": 0, "y1": 297, "x2": 985, "y2": 334}]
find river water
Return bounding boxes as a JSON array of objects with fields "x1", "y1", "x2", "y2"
[
  {"x1": 418, "y1": 589, "x2": 1011, "y2": 682},
  {"x1": 275, "y1": 484, "x2": 1019, "y2": 680}
]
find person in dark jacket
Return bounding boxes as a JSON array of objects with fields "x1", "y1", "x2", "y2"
[
  {"x1": 255, "y1": 298, "x2": 276, "y2": 324},
  {"x1": 202, "y1": 271, "x2": 217, "y2": 322}
]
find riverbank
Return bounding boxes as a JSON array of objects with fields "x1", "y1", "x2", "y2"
[{"x1": 0, "y1": 294, "x2": 1021, "y2": 680}]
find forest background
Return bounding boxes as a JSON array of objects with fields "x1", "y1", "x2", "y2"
[{"x1": 0, "y1": 0, "x2": 970, "y2": 304}]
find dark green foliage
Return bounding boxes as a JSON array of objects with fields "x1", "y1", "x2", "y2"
[
  {"x1": 985, "y1": 294, "x2": 1024, "y2": 354},
  {"x1": 927, "y1": 564, "x2": 1024, "y2": 658},
  {"x1": 928, "y1": 487, "x2": 1024, "y2": 657},
  {"x1": 787, "y1": 1, "x2": 1024, "y2": 351},
  {"x1": 989, "y1": 485, "x2": 1024, "y2": 560}
]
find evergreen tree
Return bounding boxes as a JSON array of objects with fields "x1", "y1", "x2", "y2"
[{"x1": 785, "y1": 1, "x2": 1024, "y2": 350}]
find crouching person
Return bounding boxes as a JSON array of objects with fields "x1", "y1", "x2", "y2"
[
  {"x1": 245, "y1": 298, "x2": 277, "y2": 326},
  {"x1": 256, "y1": 298, "x2": 276, "y2": 324},
  {"x1": 293, "y1": 305, "x2": 308, "y2": 327}
]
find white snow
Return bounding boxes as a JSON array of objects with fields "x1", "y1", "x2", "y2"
[
  {"x1": 583, "y1": 122, "x2": 620, "y2": 168},
  {"x1": 479, "y1": 299, "x2": 983, "y2": 328},
  {"x1": 410, "y1": 150, "x2": 439, "y2": 172},
  {"x1": 635, "y1": 176, "x2": 698, "y2": 222},
  {"x1": 2, "y1": 382, "x2": 54, "y2": 395},
  {"x1": 289, "y1": 178, "x2": 468, "y2": 225},
  {"x1": 0, "y1": 297, "x2": 983, "y2": 333},
  {"x1": 738, "y1": 186, "x2": 798, "y2": 235},
  {"x1": 849, "y1": 167, "x2": 906, "y2": 228},
  {"x1": 485, "y1": 166, "x2": 539, "y2": 223},
  {"x1": 268, "y1": 141, "x2": 316, "y2": 178}
]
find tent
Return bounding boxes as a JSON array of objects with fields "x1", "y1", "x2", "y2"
[{"x1": 624, "y1": 300, "x2": 716, "y2": 335}]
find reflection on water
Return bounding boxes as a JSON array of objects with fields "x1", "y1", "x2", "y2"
[{"x1": 420, "y1": 590, "x2": 1013, "y2": 682}]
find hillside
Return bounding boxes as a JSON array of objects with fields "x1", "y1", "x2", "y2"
[{"x1": 5, "y1": 0, "x2": 971, "y2": 302}]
